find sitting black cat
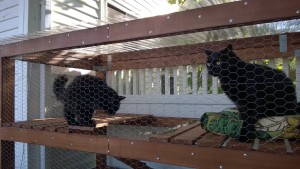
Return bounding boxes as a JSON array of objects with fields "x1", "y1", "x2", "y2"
[
  {"x1": 53, "y1": 75, "x2": 125, "y2": 127},
  {"x1": 204, "y1": 44, "x2": 299, "y2": 142}
]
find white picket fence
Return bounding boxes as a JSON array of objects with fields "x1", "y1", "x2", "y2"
[{"x1": 106, "y1": 58, "x2": 296, "y2": 118}]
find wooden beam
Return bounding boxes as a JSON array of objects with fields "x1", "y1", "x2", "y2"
[
  {"x1": 115, "y1": 157, "x2": 152, "y2": 169},
  {"x1": 0, "y1": 127, "x2": 108, "y2": 154},
  {"x1": 16, "y1": 32, "x2": 300, "y2": 70},
  {"x1": 0, "y1": 0, "x2": 299, "y2": 58},
  {"x1": 109, "y1": 137, "x2": 299, "y2": 169},
  {"x1": 101, "y1": 32, "x2": 300, "y2": 70},
  {"x1": 109, "y1": 0, "x2": 300, "y2": 43},
  {"x1": 1, "y1": 58, "x2": 15, "y2": 169}
]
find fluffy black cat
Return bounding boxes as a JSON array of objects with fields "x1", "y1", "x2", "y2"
[
  {"x1": 53, "y1": 75, "x2": 125, "y2": 127},
  {"x1": 204, "y1": 44, "x2": 299, "y2": 142}
]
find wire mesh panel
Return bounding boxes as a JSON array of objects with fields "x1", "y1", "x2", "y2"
[{"x1": 1, "y1": 1, "x2": 300, "y2": 168}]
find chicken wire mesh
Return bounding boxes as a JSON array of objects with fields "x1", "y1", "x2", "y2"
[{"x1": 1, "y1": 20, "x2": 300, "y2": 168}]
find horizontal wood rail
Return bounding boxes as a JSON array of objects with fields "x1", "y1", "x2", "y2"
[
  {"x1": 0, "y1": 127, "x2": 298, "y2": 169},
  {"x1": 0, "y1": 0, "x2": 299, "y2": 58},
  {"x1": 0, "y1": 128, "x2": 108, "y2": 154},
  {"x1": 17, "y1": 32, "x2": 300, "y2": 70}
]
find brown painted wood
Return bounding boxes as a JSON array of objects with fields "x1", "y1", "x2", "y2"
[
  {"x1": 1, "y1": 58, "x2": 15, "y2": 169},
  {"x1": 225, "y1": 138, "x2": 253, "y2": 151},
  {"x1": 0, "y1": 26, "x2": 109, "y2": 57},
  {"x1": 150, "y1": 121, "x2": 200, "y2": 143},
  {"x1": 108, "y1": 0, "x2": 300, "y2": 43},
  {"x1": 196, "y1": 133, "x2": 227, "y2": 148},
  {"x1": 0, "y1": 127, "x2": 108, "y2": 154},
  {"x1": 170, "y1": 126, "x2": 207, "y2": 145},
  {"x1": 0, "y1": 0, "x2": 299, "y2": 58},
  {"x1": 17, "y1": 32, "x2": 300, "y2": 70},
  {"x1": 109, "y1": 137, "x2": 299, "y2": 169},
  {"x1": 149, "y1": 117, "x2": 194, "y2": 127},
  {"x1": 115, "y1": 157, "x2": 152, "y2": 169},
  {"x1": 258, "y1": 140, "x2": 287, "y2": 154}
]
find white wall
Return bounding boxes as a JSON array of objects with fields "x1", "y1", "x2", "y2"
[{"x1": 0, "y1": 0, "x2": 26, "y2": 39}]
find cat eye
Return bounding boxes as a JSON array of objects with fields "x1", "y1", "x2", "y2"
[{"x1": 216, "y1": 60, "x2": 221, "y2": 65}]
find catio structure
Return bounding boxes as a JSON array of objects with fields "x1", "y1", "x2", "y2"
[{"x1": 0, "y1": 0, "x2": 300, "y2": 168}]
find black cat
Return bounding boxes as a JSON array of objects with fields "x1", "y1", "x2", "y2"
[
  {"x1": 53, "y1": 75, "x2": 125, "y2": 127},
  {"x1": 204, "y1": 44, "x2": 299, "y2": 142}
]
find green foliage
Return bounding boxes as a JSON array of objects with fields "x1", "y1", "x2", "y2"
[{"x1": 168, "y1": 0, "x2": 187, "y2": 5}]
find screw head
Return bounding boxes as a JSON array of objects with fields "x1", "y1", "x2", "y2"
[
  {"x1": 296, "y1": 10, "x2": 300, "y2": 14},
  {"x1": 229, "y1": 19, "x2": 233, "y2": 23},
  {"x1": 244, "y1": 2, "x2": 248, "y2": 5},
  {"x1": 198, "y1": 15, "x2": 202, "y2": 19}
]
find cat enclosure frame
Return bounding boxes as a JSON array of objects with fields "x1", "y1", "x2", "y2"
[{"x1": 0, "y1": 0, "x2": 300, "y2": 168}]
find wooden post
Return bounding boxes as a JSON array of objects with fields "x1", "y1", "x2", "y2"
[{"x1": 1, "y1": 58, "x2": 15, "y2": 169}]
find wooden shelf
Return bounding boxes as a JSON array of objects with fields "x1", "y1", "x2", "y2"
[{"x1": 0, "y1": 114, "x2": 299, "y2": 168}]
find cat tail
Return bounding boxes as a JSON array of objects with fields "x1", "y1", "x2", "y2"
[{"x1": 53, "y1": 75, "x2": 68, "y2": 102}]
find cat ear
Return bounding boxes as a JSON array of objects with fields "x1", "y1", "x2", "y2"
[
  {"x1": 204, "y1": 49, "x2": 213, "y2": 56},
  {"x1": 119, "y1": 96, "x2": 126, "y2": 101},
  {"x1": 227, "y1": 44, "x2": 233, "y2": 51}
]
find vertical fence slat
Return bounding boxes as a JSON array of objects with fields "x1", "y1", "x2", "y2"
[
  {"x1": 173, "y1": 67, "x2": 178, "y2": 95},
  {"x1": 106, "y1": 71, "x2": 112, "y2": 87},
  {"x1": 165, "y1": 67, "x2": 170, "y2": 95},
  {"x1": 182, "y1": 66, "x2": 188, "y2": 94},
  {"x1": 268, "y1": 59, "x2": 276, "y2": 68},
  {"x1": 118, "y1": 70, "x2": 123, "y2": 95},
  {"x1": 132, "y1": 70, "x2": 138, "y2": 95},
  {"x1": 145, "y1": 68, "x2": 152, "y2": 95},
  {"x1": 138, "y1": 69, "x2": 145, "y2": 95},
  {"x1": 178, "y1": 66, "x2": 183, "y2": 95},
  {"x1": 192, "y1": 65, "x2": 197, "y2": 95},
  {"x1": 125, "y1": 70, "x2": 130, "y2": 95},
  {"x1": 202, "y1": 65, "x2": 208, "y2": 95},
  {"x1": 112, "y1": 71, "x2": 117, "y2": 91},
  {"x1": 156, "y1": 68, "x2": 161, "y2": 95},
  {"x1": 212, "y1": 77, "x2": 218, "y2": 94},
  {"x1": 283, "y1": 58, "x2": 289, "y2": 77}
]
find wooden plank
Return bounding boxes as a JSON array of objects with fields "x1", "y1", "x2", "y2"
[
  {"x1": 225, "y1": 138, "x2": 253, "y2": 151},
  {"x1": 115, "y1": 157, "x2": 152, "y2": 169},
  {"x1": 170, "y1": 126, "x2": 206, "y2": 145},
  {"x1": 1, "y1": 0, "x2": 299, "y2": 58},
  {"x1": 290, "y1": 141, "x2": 300, "y2": 155},
  {"x1": 149, "y1": 117, "x2": 193, "y2": 127},
  {"x1": 0, "y1": 127, "x2": 108, "y2": 154},
  {"x1": 196, "y1": 133, "x2": 227, "y2": 148},
  {"x1": 150, "y1": 121, "x2": 200, "y2": 143},
  {"x1": 109, "y1": 0, "x2": 300, "y2": 43},
  {"x1": 258, "y1": 140, "x2": 287, "y2": 154},
  {"x1": 109, "y1": 137, "x2": 299, "y2": 169}
]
